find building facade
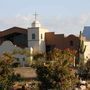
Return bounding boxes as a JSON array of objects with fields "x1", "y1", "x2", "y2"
[
  {"x1": 0, "y1": 20, "x2": 80, "y2": 54},
  {"x1": 45, "y1": 32, "x2": 79, "y2": 52},
  {"x1": 0, "y1": 27, "x2": 28, "y2": 48},
  {"x1": 84, "y1": 41, "x2": 90, "y2": 63},
  {"x1": 82, "y1": 26, "x2": 90, "y2": 63},
  {"x1": 28, "y1": 20, "x2": 48, "y2": 53}
]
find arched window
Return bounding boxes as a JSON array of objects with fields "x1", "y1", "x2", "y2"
[
  {"x1": 70, "y1": 40, "x2": 74, "y2": 46},
  {"x1": 32, "y1": 33, "x2": 35, "y2": 39},
  {"x1": 41, "y1": 34, "x2": 43, "y2": 39}
]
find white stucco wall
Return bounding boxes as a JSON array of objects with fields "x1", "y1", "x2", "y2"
[
  {"x1": 28, "y1": 27, "x2": 39, "y2": 53},
  {"x1": 39, "y1": 28, "x2": 48, "y2": 53},
  {"x1": 84, "y1": 41, "x2": 90, "y2": 63},
  {"x1": 28, "y1": 28, "x2": 39, "y2": 41},
  {"x1": 28, "y1": 26, "x2": 48, "y2": 53}
]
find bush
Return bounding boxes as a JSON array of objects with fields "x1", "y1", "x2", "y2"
[{"x1": 34, "y1": 48, "x2": 78, "y2": 90}]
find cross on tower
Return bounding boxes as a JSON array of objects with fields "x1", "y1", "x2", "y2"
[{"x1": 33, "y1": 12, "x2": 38, "y2": 21}]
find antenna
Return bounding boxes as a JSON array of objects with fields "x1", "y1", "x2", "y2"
[{"x1": 33, "y1": 12, "x2": 38, "y2": 21}]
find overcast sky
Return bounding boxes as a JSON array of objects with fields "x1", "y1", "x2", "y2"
[{"x1": 0, "y1": 0, "x2": 90, "y2": 35}]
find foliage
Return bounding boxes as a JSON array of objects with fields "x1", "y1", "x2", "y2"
[
  {"x1": 77, "y1": 59, "x2": 90, "y2": 80},
  {"x1": 85, "y1": 59, "x2": 90, "y2": 79},
  {"x1": 47, "y1": 48, "x2": 75, "y2": 63},
  {"x1": 13, "y1": 48, "x2": 32, "y2": 57},
  {"x1": 0, "y1": 52, "x2": 14, "y2": 90},
  {"x1": 78, "y1": 64, "x2": 88, "y2": 80},
  {"x1": 11, "y1": 73, "x2": 24, "y2": 82},
  {"x1": 33, "y1": 53, "x2": 45, "y2": 61},
  {"x1": 34, "y1": 48, "x2": 77, "y2": 90},
  {"x1": 85, "y1": 59, "x2": 90, "y2": 70}
]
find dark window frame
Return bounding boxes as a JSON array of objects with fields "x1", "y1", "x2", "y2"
[
  {"x1": 32, "y1": 33, "x2": 35, "y2": 39},
  {"x1": 70, "y1": 40, "x2": 74, "y2": 46}
]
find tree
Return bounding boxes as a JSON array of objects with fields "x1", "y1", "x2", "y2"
[
  {"x1": 34, "y1": 48, "x2": 77, "y2": 90},
  {"x1": 0, "y1": 52, "x2": 14, "y2": 90}
]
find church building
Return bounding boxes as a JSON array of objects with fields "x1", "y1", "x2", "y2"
[{"x1": 0, "y1": 19, "x2": 80, "y2": 55}]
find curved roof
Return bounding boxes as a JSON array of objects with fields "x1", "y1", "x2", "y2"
[
  {"x1": 0, "y1": 27, "x2": 27, "y2": 37},
  {"x1": 67, "y1": 34, "x2": 76, "y2": 37},
  {"x1": 31, "y1": 20, "x2": 41, "y2": 27}
]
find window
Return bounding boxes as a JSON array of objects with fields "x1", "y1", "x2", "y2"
[
  {"x1": 32, "y1": 33, "x2": 35, "y2": 39},
  {"x1": 41, "y1": 34, "x2": 43, "y2": 39},
  {"x1": 70, "y1": 40, "x2": 74, "y2": 46}
]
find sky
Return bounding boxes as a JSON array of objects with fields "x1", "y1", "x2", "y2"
[{"x1": 0, "y1": 0, "x2": 90, "y2": 35}]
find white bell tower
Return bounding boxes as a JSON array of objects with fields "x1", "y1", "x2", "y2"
[{"x1": 27, "y1": 13, "x2": 48, "y2": 53}]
